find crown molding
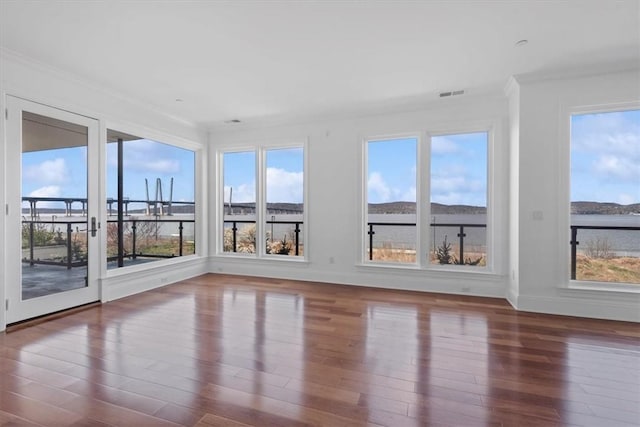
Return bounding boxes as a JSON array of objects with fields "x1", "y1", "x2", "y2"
[{"x1": 512, "y1": 60, "x2": 640, "y2": 85}]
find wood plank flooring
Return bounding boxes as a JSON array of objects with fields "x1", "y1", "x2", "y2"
[{"x1": 1, "y1": 273, "x2": 639, "y2": 426}]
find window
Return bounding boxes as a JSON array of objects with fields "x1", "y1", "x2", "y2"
[
  {"x1": 364, "y1": 130, "x2": 490, "y2": 269},
  {"x1": 265, "y1": 147, "x2": 304, "y2": 256},
  {"x1": 366, "y1": 137, "x2": 417, "y2": 263},
  {"x1": 222, "y1": 151, "x2": 256, "y2": 253},
  {"x1": 106, "y1": 131, "x2": 196, "y2": 269},
  {"x1": 569, "y1": 109, "x2": 639, "y2": 285},
  {"x1": 430, "y1": 132, "x2": 488, "y2": 267},
  {"x1": 221, "y1": 144, "x2": 305, "y2": 258}
]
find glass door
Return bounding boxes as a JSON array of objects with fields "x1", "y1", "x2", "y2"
[{"x1": 6, "y1": 96, "x2": 100, "y2": 324}]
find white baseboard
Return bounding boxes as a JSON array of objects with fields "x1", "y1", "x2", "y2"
[
  {"x1": 208, "y1": 257, "x2": 507, "y2": 298},
  {"x1": 103, "y1": 257, "x2": 208, "y2": 302},
  {"x1": 515, "y1": 294, "x2": 640, "y2": 322}
]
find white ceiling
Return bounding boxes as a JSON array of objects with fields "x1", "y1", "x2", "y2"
[{"x1": 1, "y1": 1, "x2": 639, "y2": 130}]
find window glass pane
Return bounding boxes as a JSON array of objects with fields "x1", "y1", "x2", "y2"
[
  {"x1": 265, "y1": 147, "x2": 304, "y2": 256},
  {"x1": 570, "y1": 109, "x2": 640, "y2": 284},
  {"x1": 430, "y1": 132, "x2": 487, "y2": 267},
  {"x1": 106, "y1": 135, "x2": 196, "y2": 269},
  {"x1": 366, "y1": 137, "x2": 417, "y2": 263},
  {"x1": 21, "y1": 113, "x2": 89, "y2": 299},
  {"x1": 223, "y1": 151, "x2": 256, "y2": 253}
]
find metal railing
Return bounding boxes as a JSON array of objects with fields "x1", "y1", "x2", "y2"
[
  {"x1": 223, "y1": 219, "x2": 303, "y2": 255},
  {"x1": 367, "y1": 222, "x2": 487, "y2": 262},
  {"x1": 570, "y1": 225, "x2": 640, "y2": 280},
  {"x1": 22, "y1": 219, "x2": 88, "y2": 269},
  {"x1": 21, "y1": 218, "x2": 195, "y2": 269},
  {"x1": 106, "y1": 218, "x2": 195, "y2": 262}
]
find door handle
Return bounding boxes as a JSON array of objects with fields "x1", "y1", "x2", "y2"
[{"x1": 91, "y1": 217, "x2": 98, "y2": 237}]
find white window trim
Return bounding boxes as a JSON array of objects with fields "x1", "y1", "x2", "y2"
[
  {"x1": 102, "y1": 120, "x2": 205, "y2": 278},
  {"x1": 216, "y1": 146, "x2": 257, "y2": 256},
  {"x1": 559, "y1": 101, "x2": 640, "y2": 293},
  {"x1": 360, "y1": 119, "x2": 502, "y2": 276},
  {"x1": 361, "y1": 132, "x2": 421, "y2": 267},
  {"x1": 217, "y1": 139, "x2": 308, "y2": 261}
]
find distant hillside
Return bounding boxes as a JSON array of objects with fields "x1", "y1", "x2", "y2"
[
  {"x1": 368, "y1": 202, "x2": 486, "y2": 214},
  {"x1": 23, "y1": 200, "x2": 640, "y2": 216},
  {"x1": 368, "y1": 201, "x2": 640, "y2": 215},
  {"x1": 571, "y1": 202, "x2": 640, "y2": 215},
  {"x1": 368, "y1": 202, "x2": 417, "y2": 214}
]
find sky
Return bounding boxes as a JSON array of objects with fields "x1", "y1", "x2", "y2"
[
  {"x1": 223, "y1": 147, "x2": 304, "y2": 204},
  {"x1": 368, "y1": 132, "x2": 488, "y2": 206},
  {"x1": 22, "y1": 139, "x2": 195, "y2": 211},
  {"x1": 571, "y1": 109, "x2": 639, "y2": 205},
  {"x1": 21, "y1": 109, "x2": 639, "y2": 210}
]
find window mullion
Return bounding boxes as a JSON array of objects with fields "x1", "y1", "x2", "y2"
[{"x1": 256, "y1": 147, "x2": 265, "y2": 257}]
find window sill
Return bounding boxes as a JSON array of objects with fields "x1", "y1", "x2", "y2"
[
  {"x1": 105, "y1": 254, "x2": 202, "y2": 278},
  {"x1": 355, "y1": 262, "x2": 500, "y2": 278},
  {"x1": 213, "y1": 253, "x2": 309, "y2": 265},
  {"x1": 565, "y1": 280, "x2": 640, "y2": 295}
]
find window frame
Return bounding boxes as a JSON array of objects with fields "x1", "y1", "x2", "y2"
[
  {"x1": 219, "y1": 147, "x2": 258, "y2": 256},
  {"x1": 562, "y1": 102, "x2": 640, "y2": 293},
  {"x1": 360, "y1": 120, "x2": 499, "y2": 275},
  {"x1": 217, "y1": 140, "x2": 308, "y2": 261},
  {"x1": 102, "y1": 121, "x2": 204, "y2": 278},
  {"x1": 426, "y1": 127, "x2": 493, "y2": 272},
  {"x1": 362, "y1": 133, "x2": 421, "y2": 267}
]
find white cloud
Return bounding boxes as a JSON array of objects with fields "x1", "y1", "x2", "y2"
[
  {"x1": 573, "y1": 112, "x2": 639, "y2": 153},
  {"x1": 573, "y1": 112, "x2": 640, "y2": 184},
  {"x1": 223, "y1": 169, "x2": 303, "y2": 205},
  {"x1": 266, "y1": 168, "x2": 303, "y2": 203},
  {"x1": 135, "y1": 159, "x2": 181, "y2": 174},
  {"x1": 26, "y1": 186, "x2": 64, "y2": 209},
  {"x1": 431, "y1": 176, "x2": 483, "y2": 193},
  {"x1": 400, "y1": 186, "x2": 416, "y2": 202},
  {"x1": 108, "y1": 140, "x2": 181, "y2": 174},
  {"x1": 431, "y1": 136, "x2": 460, "y2": 155},
  {"x1": 224, "y1": 183, "x2": 255, "y2": 203},
  {"x1": 433, "y1": 192, "x2": 466, "y2": 205},
  {"x1": 368, "y1": 172, "x2": 416, "y2": 203},
  {"x1": 28, "y1": 185, "x2": 61, "y2": 197},
  {"x1": 431, "y1": 174, "x2": 485, "y2": 206},
  {"x1": 593, "y1": 155, "x2": 640, "y2": 181},
  {"x1": 368, "y1": 172, "x2": 391, "y2": 202},
  {"x1": 618, "y1": 193, "x2": 638, "y2": 205},
  {"x1": 24, "y1": 158, "x2": 68, "y2": 184}
]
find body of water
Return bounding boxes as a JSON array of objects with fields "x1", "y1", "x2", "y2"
[
  {"x1": 571, "y1": 214, "x2": 639, "y2": 256},
  {"x1": 223, "y1": 213, "x2": 639, "y2": 256},
  {"x1": 366, "y1": 214, "x2": 639, "y2": 256}
]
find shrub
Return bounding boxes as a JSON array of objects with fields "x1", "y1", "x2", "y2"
[
  {"x1": 584, "y1": 238, "x2": 613, "y2": 259},
  {"x1": 436, "y1": 236, "x2": 453, "y2": 264},
  {"x1": 436, "y1": 235, "x2": 484, "y2": 265}
]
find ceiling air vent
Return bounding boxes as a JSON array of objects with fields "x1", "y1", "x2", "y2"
[{"x1": 439, "y1": 89, "x2": 465, "y2": 98}]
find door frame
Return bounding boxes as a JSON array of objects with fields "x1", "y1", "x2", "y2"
[{"x1": 5, "y1": 96, "x2": 101, "y2": 324}]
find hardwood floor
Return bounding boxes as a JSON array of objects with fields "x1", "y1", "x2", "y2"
[{"x1": 1, "y1": 273, "x2": 639, "y2": 426}]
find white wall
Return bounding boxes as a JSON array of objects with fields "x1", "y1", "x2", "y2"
[
  {"x1": 209, "y1": 96, "x2": 510, "y2": 298},
  {"x1": 505, "y1": 78, "x2": 520, "y2": 307},
  {"x1": 210, "y1": 69, "x2": 640, "y2": 323},
  {"x1": 0, "y1": 51, "x2": 209, "y2": 330},
  {"x1": 510, "y1": 69, "x2": 640, "y2": 322}
]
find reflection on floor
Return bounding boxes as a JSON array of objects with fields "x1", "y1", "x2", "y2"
[{"x1": 1, "y1": 273, "x2": 638, "y2": 426}]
